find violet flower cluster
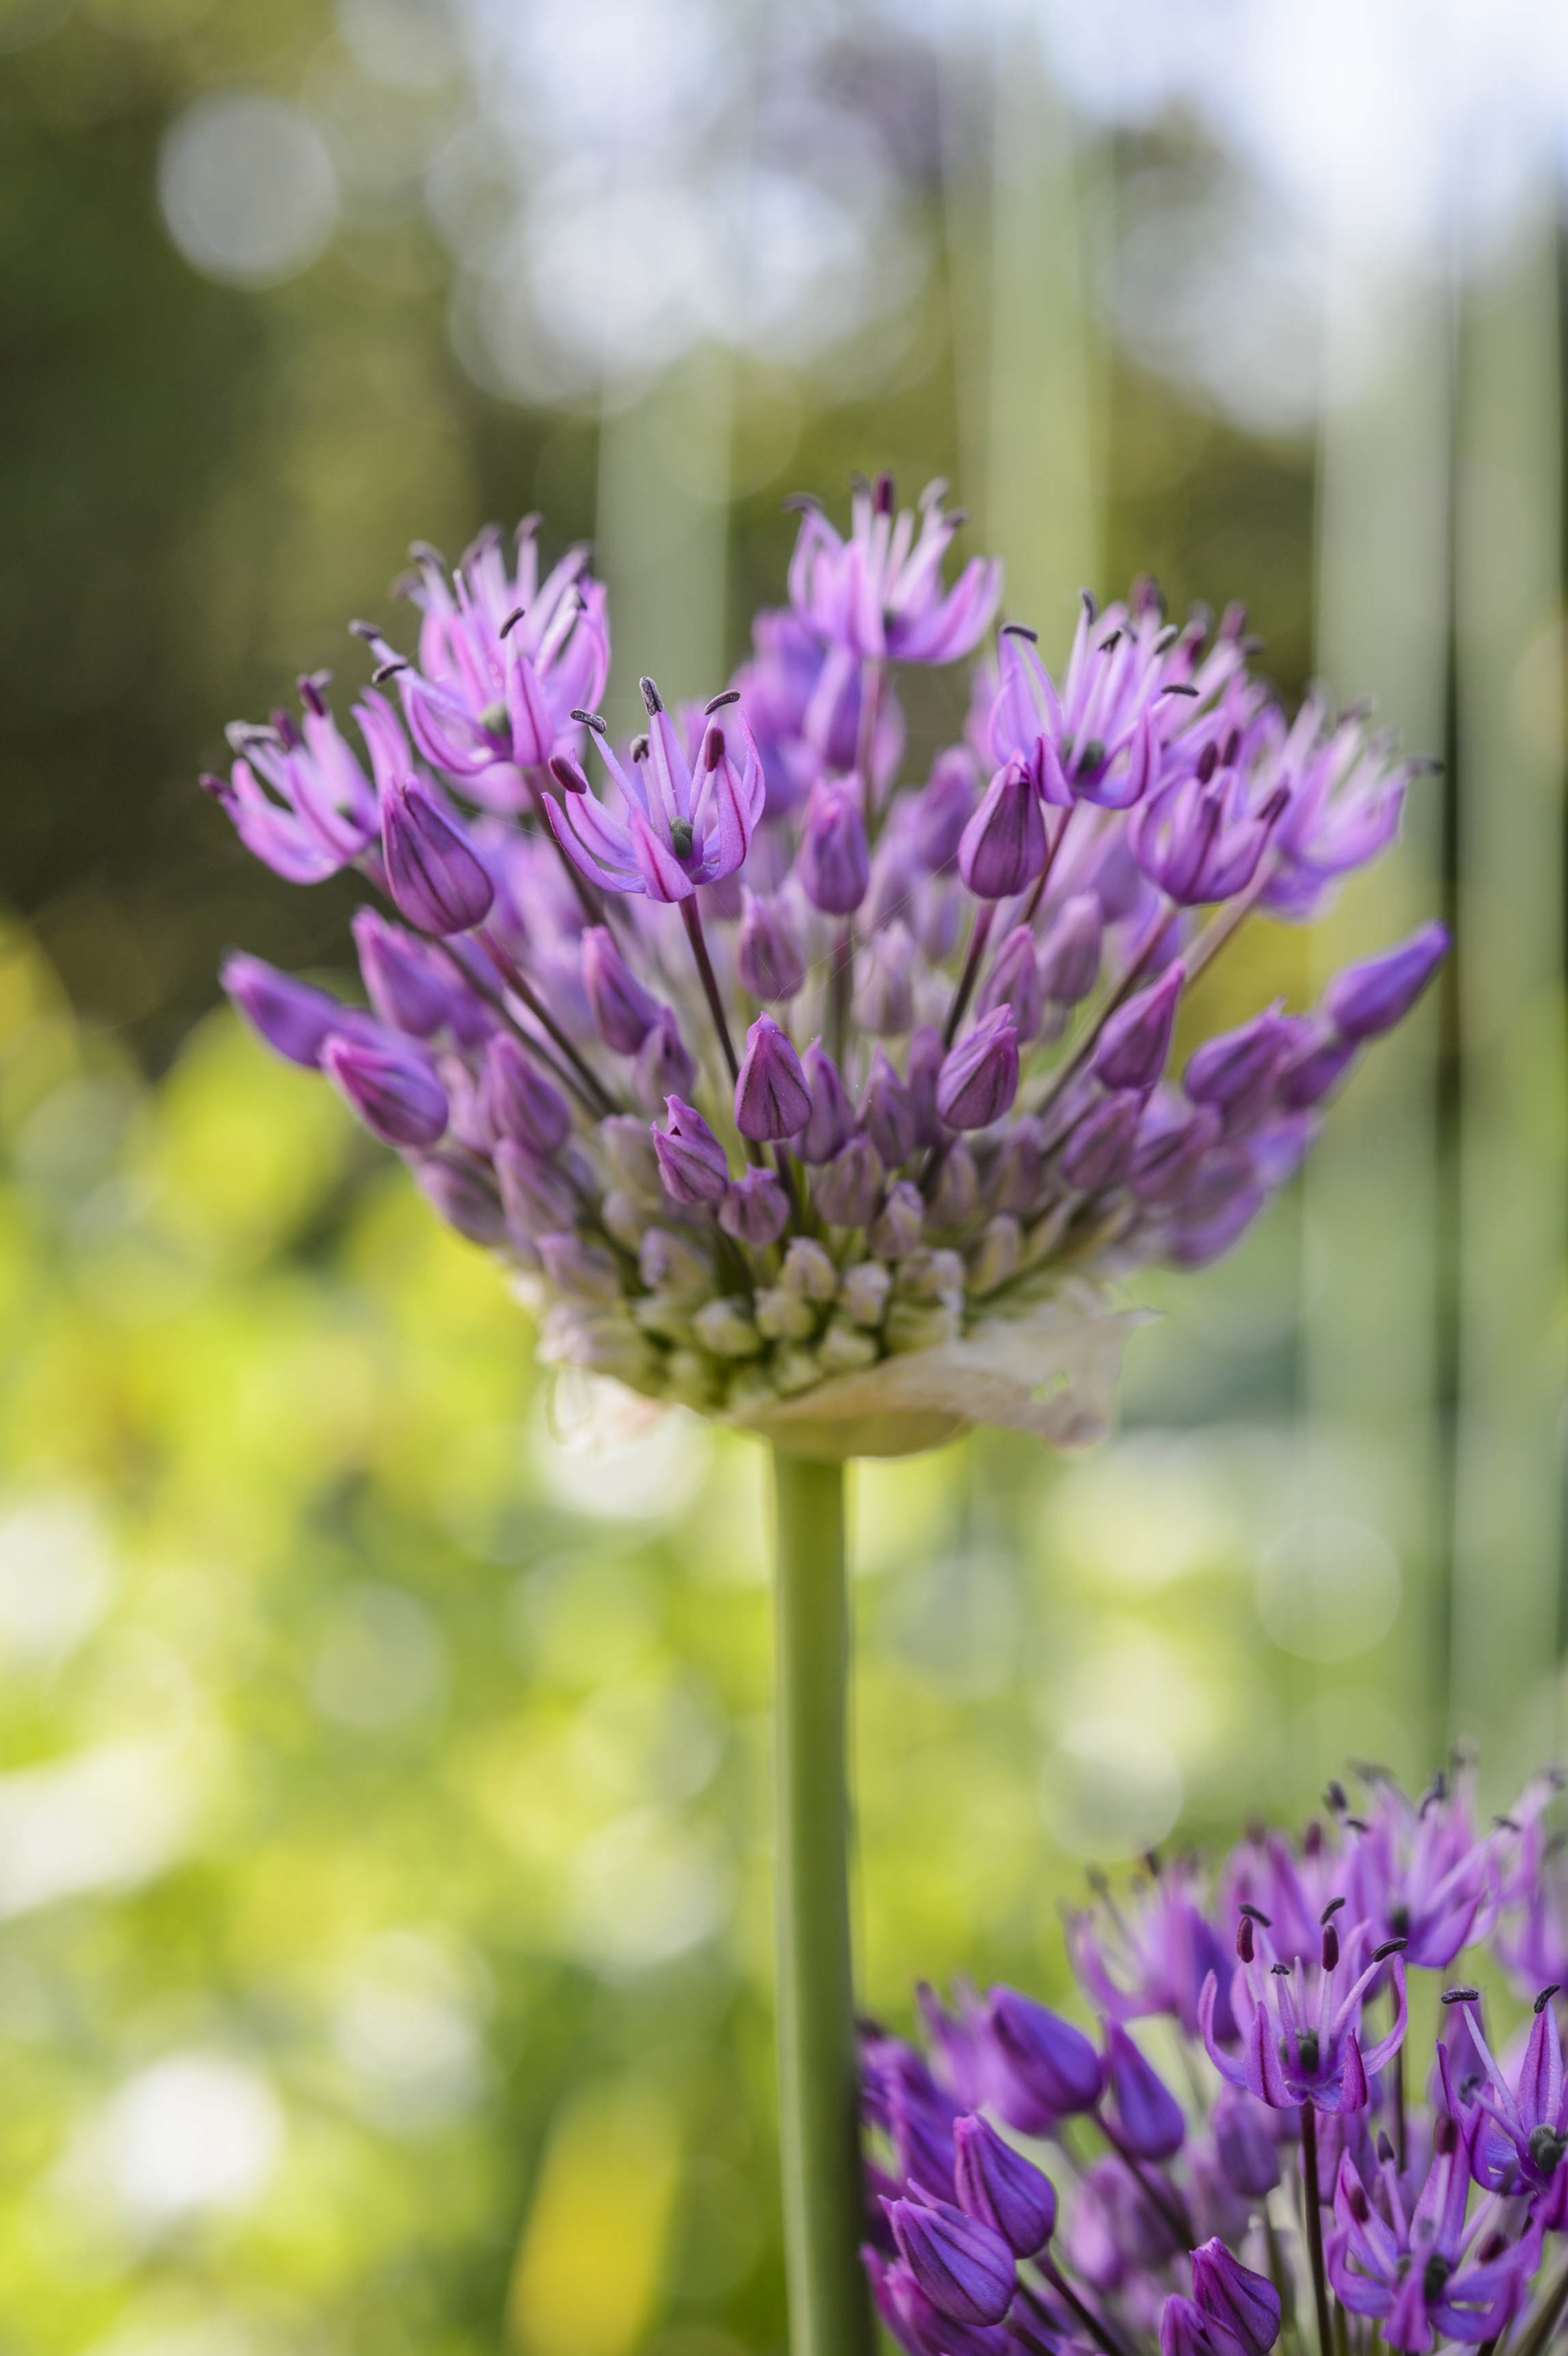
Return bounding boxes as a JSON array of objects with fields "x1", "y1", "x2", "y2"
[
  {"x1": 206, "y1": 475, "x2": 1445, "y2": 1450},
  {"x1": 863, "y1": 1761, "x2": 1568, "y2": 2356}
]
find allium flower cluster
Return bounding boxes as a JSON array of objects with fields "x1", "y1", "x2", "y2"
[
  {"x1": 863, "y1": 1760, "x2": 1568, "y2": 2356},
  {"x1": 206, "y1": 477, "x2": 1445, "y2": 1453}
]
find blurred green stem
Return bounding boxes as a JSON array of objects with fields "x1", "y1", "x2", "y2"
[{"x1": 772, "y1": 1448, "x2": 873, "y2": 2356}]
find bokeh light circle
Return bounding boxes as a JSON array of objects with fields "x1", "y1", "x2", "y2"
[{"x1": 158, "y1": 94, "x2": 338, "y2": 288}]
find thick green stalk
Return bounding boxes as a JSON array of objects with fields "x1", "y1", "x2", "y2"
[{"x1": 772, "y1": 1448, "x2": 875, "y2": 2356}]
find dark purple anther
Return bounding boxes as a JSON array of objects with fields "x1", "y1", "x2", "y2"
[
  {"x1": 652, "y1": 1095, "x2": 730, "y2": 1205},
  {"x1": 862, "y1": 1049, "x2": 918, "y2": 1167},
  {"x1": 481, "y1": 1033, "x2": 572, "y2": 1155},
  {"x1": 352, "y1": 910, "x2": 453, "y2": 1039},
  {"x1": 957, "y1": 759, "x2": 1047, "y2": 900},
  {"x1": 1102, "y1": 2022, "x2": 1186, "y2": 2160},
  {"x1": 223, "y1": 952, "x2": 352, "y2": 1069},
  {"x1": 1037, "y1": 894, "x2": 1103, "y2": 1005},
  {"x1": 1323, "y1": 921, "x2": 1449, "y2": 1040},
  {"x1": 953, "y1": 2114, "x2": 1057, "y2": 2257},
  {"x1": 1060, "y1": 1091, "x2": 1143, "y2": 1192},
  {"x1": 937, "y1": 1010, "x2": 1020, "y2": 1132},
  {"x1": 322, "y1": 1031, "x2": 449, "y2": 1148},
  {"x1": 800, "y1": 1039, "x2": 856, "y2": 1164},
  {"x1": 882, "y1": 2193, "x2": 1018, "y2": 2327},
  {"x1": 911, "y1": 748, "x2": 980, "y2": 874},
  {"x1": 976, "y1": 925, "x2": 1044, "y2": 1043},
  {"x1": 1093, "y1": 963, "x2": 1186, "y2": 1091},
  {"x1": 815, "y1": 1134, "x2": 884, "y2": 1226},
  {"x1": 718, "y1": 1167, "x2": 789, "y2": 1246},
  {"x1": 798, "y1": 776, "x2": 870, "y2": 914},
  {"x1": 736, "y1": 1013, "x2": 812, "y2": 1142},
  {"x1": 382, "y1": 779, "x2": 494, "y2": 936},
  {"x1": 980, "y1": 1987, "x2": 1102, "y2": 2133},
  {"x1": 1190, "y1": 2238, "x2": 1283, "y2": 2356},
  {"x1": 495, "y1": 1137, "x2": 576, "y2": 1235},
  {"x1": 737, "y1": 888, "x2": 807, "y2": 1001},
  {"x1": 582, "y1": 925, "x2": 660, "y2": 1053}
]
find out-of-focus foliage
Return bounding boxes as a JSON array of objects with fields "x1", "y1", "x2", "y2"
[{"x1": 0, "y1": 923, "x2": 1476, "y2": 2355}]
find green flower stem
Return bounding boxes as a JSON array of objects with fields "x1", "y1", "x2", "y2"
[{"x1": 772, "y1": 1448, "x2": 875, "y2": 2356}]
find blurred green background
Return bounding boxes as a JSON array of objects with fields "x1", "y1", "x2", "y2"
[{"x1": 0, "y1": 1, "x2": 1565, "y2": 2352}]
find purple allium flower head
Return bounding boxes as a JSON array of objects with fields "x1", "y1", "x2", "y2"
[
  {"x1": 581, "y1": 924, "x2": 660, "y2": 1053},
  {"x1": 1190, "y1": 2241, "x2": 1281, "y2": 2356},
  {"x1": 799, "y1": 1039, "x2": 856, "y2": 1164},
  {"x1": 382, "y1": 778, "x2": 496, "y2": 936},
  {"x1": 718, "y1": 1167, "x2": 790, "y2": 1246},
  {"x1": 549, "y1": 682, "x2": 765, "y2": 901},
  {"x1": 938, "y1": 1011, "x2": 1019, "y2": 1132},
  {"x1": 1093, "y1": 966, "x2": 1186, "y2": 1093},
  {"x1": 1102, "y1": 2023, "x2": 1186, "y2": 2159},
  {"x1": 1200, "y1": 1908, "x2": 1408, "y2": 2114},
  {"x1": 322, "y1": 1030, "x2": 449, "y2": 1148},
  {"x1": 653, "y1": 1096, "x2": 730, "y2": 1205},
  {"x1": 481, "y1": 1033, "x2": 572, "y2": 1155},
  {"x1": 1324, "y1": 922, "x2": 1449, "y2": 1041},
  {"x1": 798, "y1": 776, "x2": 871, "y2": 915},
  {"x1": 735, "y1": 1012, "x2": 812, "y2": 1142},
  {"x1": 789, "y1": 476, "x2": 1002, "y2": 667},
  {"x1": 1037, "y1": 894, "x2": 1103, "y2": 1005},
  {"x1": 977, "y1": 1986, "x2": 1102, "y2": 2134},
  {"x1": 1326, "y1": 2125, "x2": 1539, "y2": 2351},
  {"x1": 952, "y1": 2114, "x2": 1056, "y2": 2256},
  {"x1": 363, "y1": 523, "x2": 609, "y2": 801},
  {"x1": 222, "y1": 953, "x2": 356, "y2": 1069},
  {"x1": 737, "y1": 887, "x2": 807, "y2": 1000},
  {"x1": 882, "y1": 2191, "x2": 1017, "y2": 2327},
  {"x1": 957, "y1": 760, "x2": 1048, "y2": 901},
  {"x1": 204, "y1": 682, "x2": 381, "y2": 884},
  {"x1": 1442, "y1": 1993, "x2": 1568, "y2": 2221}
]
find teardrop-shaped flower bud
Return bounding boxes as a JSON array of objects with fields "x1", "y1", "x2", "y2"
[
  {"x1": 798, "y1": 776, "x2": 869, "y2": 914},
  {"x1": 953, "y1": 2113, "x2": 1057, "y2": 2258},
  {"x1": 1061, "y1": 1091, "x2": 1143, "y2": 1192},
  {"x1": 634, "y1": 1010, "x2": 698, "y2": 1110},
  {"x1": 414, "y1": 1153, "x2": 509, "y2": 1246},
  {"x1": 583, "y1": 925, "x2": 660, "y2": 1053},
  {"x1": 980, "y1": 1987, "x2": 1102, "y2": 2133},
  {"x1": 382, "y1": 779, "x2": 494, "y2": 935},
  {"x1": 1323, "y1": 921, "x2": 1448, "y2": 1041},
  {"x1": 799, "y1": 1039, "x2": 856, "y2": 1164},
  {"x1": 1160, "y1": 2293, "x2": 1247, "y2": 2356},
  {"x1": 937, "y1": 1010, "x2": 1019, "y2": 1132},
  {"x1": 906, "y1": 1024, "x2": 946, "y2": 1146},
  {"x1": 976, "y1": 926, "x2": 1044, "y2": 1043},
  {"x1": 736, "y1": 1013, "x2": 812, "y2": 1142},
  {"x1": 718, "y1": 1167, "x2": 790, "y2": 1245},
  {"x1": 927, "y1": 1140, "x2": 980, "y2": 1230},
  {"x1": 854, "y1": 921, "x2": 919, "y2": 1036},
  {"x1": 883, "y1": 2193, "x2": 1018, "y2": 2327},
  {"x1": 1212, "y1": 2091, "x2": 1280, "y2": 2198},
  {"x1": 1190, "y1": 2240, "x2": 1282, "y2": 2356},
  {"x1": 352, "y1": 910, "x2": 456, "y2": 1039},
  {"x1": 481, "y1": 1033, "x2": 572, "y2": 1155},
  {"x1": 495, "y1": 1137, "x2": 576, "y2": 1233},
  {"x1": 223, "y1": 952, "x2": 353, "y2": 1069},
  {"x1": 652, "y1": 1096, "x2": 730, "y2": 1205},
  {"x1": 1037, "y1": 894, "x2": 1103, "y2": 1005},
  {"x1": 322, "y1": 1030, "x2": 449, "y2": 1147},
  {"x1": 815, "y1": 1134, "x2": 884, "y2": 1226},
  {"x1": 1103, "y1": 2022, "x2": 1186, "y2": 2159},
  {"x1": 958, "y1": 759, "x2": 1046, "y2": 900},
  {"x1": 535, "y1": 1231, "x2": 621, "y2": 1305},
  {"x1": 1093, "y1": 964, "x2": 1185, "y2": 1091},
  {"x1": 862, "y1": 1048, "x2": 917, "y2": 1167},
  {"x1": 911, "y1": 748, "x2": 979, "y2": 874},
  {"x1": 737, "y1": 888, "x2": 807, "y2": 1001}
]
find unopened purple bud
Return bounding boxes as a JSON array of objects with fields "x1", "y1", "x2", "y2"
[
  {"x1": 1276, "y1": 1024, "x2": 1357, "y2": 1110},
  {"x1": 223, "y1": 951, "x2": 348, "y2": 1068},
  {"x1": 854, "y1": 921, "x2": 918, "y2": 1036},
  {"x1": 582, "y1": 925, "x2": 660, "y2": 1053},
  {"x1": 883, "y1": 2194, "x2": 1017, "y2": 2328},
  {"x1": 736, "y1": 1013, "x2": 812, "y2": 1142},
  {"x1": 1037, "y1": 895, "x2": 1103, "y2": 1005},
  {"x1": 1061, "y1": 1091, "x2": 1145, "y2": 1192},
  {"x1": 976, "y1": 925, "x2": 1044, "y2": 1043},
  {"x1": 868, "y1": 1180, "x2": 924, "y2": 1258},
  {"x1": 322, "y1": 1031, "x2": 448, "y2": 1147},
  {"x1": 988, "y1": 1119, "x2": 1042, "y2": 1216},
  {"x1": 937, "y1": 1010, "x2": 1019, "y2": 1132},
  {"x1": 494, "y1": 1137, "x2": 576, "y2": 1233},
  {"x1": 953, "y1": 2114, "x2": 1057, "y2": 2258},
  {"x1": 1184, "y1": 1008, "x2": 1289, "y2": 1110},
  {"x1": 911, "y1": 748, "x2": 979, "y2": 874},
  {"x1": 958, "y1": 759, "x2": 1047, "y2": 901},
  {"x1": 653, "y1": 1096, "x2": 730, "y2": 1205},
  {"x1": 1160, "y1": 2292, "x2": 1246, "y2": 2356},
  {"x1": 1190, "y1": 2239, "x2": 1282, "y2": 2356},
  {"x1": 1129, "y1": 1097, "x2": 1222, "y2": 1204},
  {"x1": 413, "y1": 1153, "x2": 509, "y2": 1247},
  {"x1": 865, "y1": 2253, "x2": 1010, "y2": 2356},
  {"x1": 1093, "y1": 963, "x2": 1185, "y2": 1091},
  {"x1": 352, "y1": 911, "x2": 453, "y2": 1039},
  {"x1": 382, "y1": 779, "x2": 494, "y2": 936},
  {"x1": 981, "y1": 1988, "x2": 1102, "y2": 2133},
  {"x1": 481, "y1": 1033, "x2": 571, "y2": 1155},
  {"x1": 1211, "y1": 2090, "x2": 1280, "y2": 2198},
  {"x1": 535, "y1": 1230, "x2": 621, "y2": 1306},
  {"x1": 906, "y1": 1025, "x2": 945, "y2": 1146},
  {"x1": 862, "y1": 1048, "x2": 917, "y2": 1166},
  {"x1": 1323, "y1": 921, "x2": 1448, "y2": 1040},
  {"x1": 1103, "y1": 2023, "x2": 1185, "y2": 2160},
  {"x1": 798, "y1": 777, "x2": 870, "y2": 915},
  {"x1": 800, "y1": 1039, "x2": 856, "y2": 1163},
  {"x1": 718, "y1": 1167, "x2": 790, "y2": 1245},
  {"x1": 634, "y1": 1010, "x2": 698, "y2": 1109},
  {"x1": 927, "y1": 1140, "x2": 979, "y2": 1230},
  {"x1": 815, "y1": 1135, "x2": 884, "y2": 1226},
  {"x1": 737, "y1": 888, "x2": 807, "y2": 1001}
]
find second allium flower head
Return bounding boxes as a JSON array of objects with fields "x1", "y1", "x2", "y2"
[{"x1": 208, "y1": 473, "x2": 1446, "y2": 1456}]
